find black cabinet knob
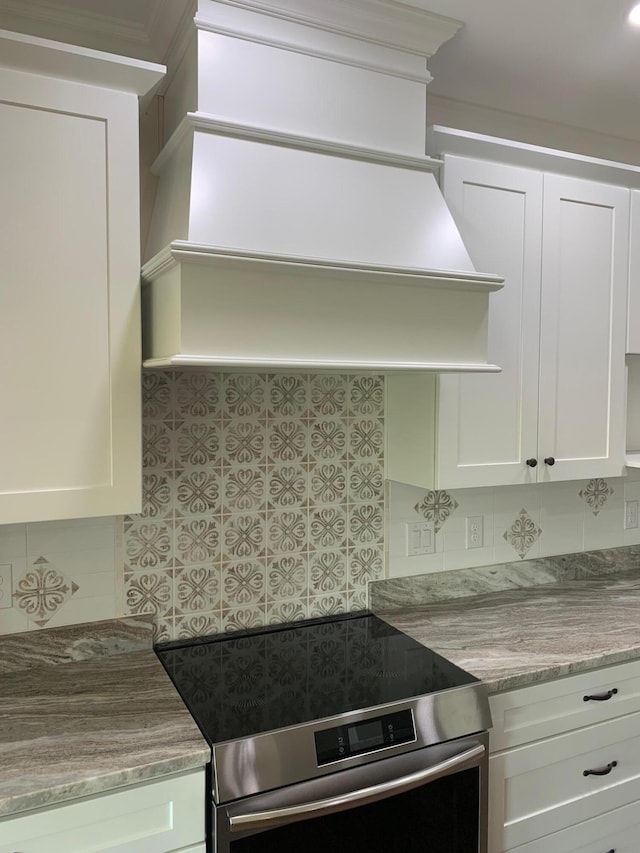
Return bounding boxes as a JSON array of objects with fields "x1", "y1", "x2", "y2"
[
  {"x1": 526, "y1": 458, "x2": 537, "y2": 467},
  {"x1": 544, "y1": 457, "x2": 556, "y2": 466}
]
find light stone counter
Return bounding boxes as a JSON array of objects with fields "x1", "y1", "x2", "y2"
[
  {"x1": 0, "y1": 618, "x2": 209, "y2": 818},
  {"x1": 373, "y1": 547, "x2": 640, "y2": 694}
]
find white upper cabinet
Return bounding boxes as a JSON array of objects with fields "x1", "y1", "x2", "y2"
[
  {"x1": 387, "y1": 129, "x2": 631, "y2": 489},
  {"x1": 437, "y1": 156, "x2": 544, "y2": 488},
  {"x1": 537, "y1": 174, "x2": 628, "y2": 481},
  {"x1": 0, "y1": 31, "x2": 164, "y2": 524}
]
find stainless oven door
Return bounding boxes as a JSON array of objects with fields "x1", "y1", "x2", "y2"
[{"x1": 213, "y1": 733, "x2": 489, "y2": 853}]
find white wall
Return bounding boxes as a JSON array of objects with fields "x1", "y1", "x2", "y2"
[{"x1": 388, "y1": 470, "x2": 640, "y2": 578}]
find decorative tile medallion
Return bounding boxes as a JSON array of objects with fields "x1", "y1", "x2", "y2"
[
  {"x1": 579, "y1": 478, "x2": 614, "y2": 515},
  {"x1": 175, "y1": 566, "x2": 219, "y2": 613},
  {"x1": 414, "y1": 490, "x2": 459, "y2": 532},
  {"x1": 13, "y1": 557, "x2": 79, "y2": 626},
  {"x1": 502, "y1": 508, "x2": 542, "y2": 559}
]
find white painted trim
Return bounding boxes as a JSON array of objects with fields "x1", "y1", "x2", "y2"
[
  {"x1": 193, "y1": 14, "x2": 432, "y2": 84},
  {"x1": 0, "y1": 28, "x2": 165, "y2": 94},
  {"x1": 143, "y1": 354, "x2": 502, "y2": 372},
  {"x1": 141, "y1": 240, "x2": 505, "y2": 291},
  {"x1": 429, "y1": 124, "x2": 640, "y2": 189},
  {"x1": 199, "y1": 0, "x2": 462, "y2": 57},
  {"x1": 151, "y1": 112, "x2": 444, "y2": 176}
]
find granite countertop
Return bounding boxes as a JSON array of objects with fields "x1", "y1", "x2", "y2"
[
  {"x1": 0, "y1": 618, "x2": 209, "y2": 819},
  {"x1": 373, "y1": 547, "x2": 640, "y2": 695}
]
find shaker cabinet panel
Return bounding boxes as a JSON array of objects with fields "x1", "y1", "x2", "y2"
[
  {"x1": 0, "y1": 41, "x2": 163, "y2": 523},
  {"x1": 538, "y1": 174, "x2": 628, "y2": 481},
  {"x1": 436, "y1": 156, "x2": 543, "y2": 488}
]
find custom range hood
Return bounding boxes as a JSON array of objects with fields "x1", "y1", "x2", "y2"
[{"x1": 142, "y1": 0, "x2": 503, "y2": 371}]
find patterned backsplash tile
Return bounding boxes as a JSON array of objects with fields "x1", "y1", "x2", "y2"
[{"x1": 119, "y1": 371, "x2": 386, "y2": 641}]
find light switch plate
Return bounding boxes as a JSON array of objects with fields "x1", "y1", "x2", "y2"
[
  {"x1": 405, "y1": 522, "x2": 435, "y2": 556},
  {"x1": 0, "y1": 563, "x2": 13, "y2": 610}
]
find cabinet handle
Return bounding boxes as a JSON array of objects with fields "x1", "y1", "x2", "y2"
[
  {"x1": 525, "y1": 458, "x2": 538, "y2": 467},
  {"x1": 583, "y1": 688, "x2": 618, "y2": 702},
  {"x1": 544, "y1": 456, "x2": 555, "y2": 466},
  {"x1": 583, "y1": 760, "x2": 617, "y2": 777}
]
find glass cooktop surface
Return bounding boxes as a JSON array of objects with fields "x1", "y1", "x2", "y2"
[{"x1": 157, "y1": 612, "x2": 477, "y2": 745}]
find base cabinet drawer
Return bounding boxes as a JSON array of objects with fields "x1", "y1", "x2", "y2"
[
  {"x1": 510, "y1": 797, "x2": 640, "y2": 853},
  {"x1": 489, "y1": 711, "x2": 640, "y2": 850},
  {"x1": 0, "y1": 770, "x2": 205, "y2": 853},
  {"x1": 490, "y1": 658, "x2": 640, "y2": 751}
]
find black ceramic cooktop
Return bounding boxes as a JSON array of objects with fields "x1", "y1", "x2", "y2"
[{"x1": 157, "y1": 612, "x2": 477, "y2": 745}]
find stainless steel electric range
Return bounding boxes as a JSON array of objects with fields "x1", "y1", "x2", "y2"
[{"x1": 157, "y1": 611, "x2": 491, "y2": 853}]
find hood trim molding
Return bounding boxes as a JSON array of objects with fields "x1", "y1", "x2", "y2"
[
  {"x1": 141, "y1": 242, "x2": 503, "y2": 373},
  {"x1": 141, "y1": 241, "x2": 505, "y2": 291},
  {"x1": 151, "y1": 113, "x2": 445, "y2": 177}
]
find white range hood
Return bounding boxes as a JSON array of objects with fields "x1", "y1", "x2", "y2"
[{"x1": 142, "y1": 0, "x2": 503, "y2": 372}]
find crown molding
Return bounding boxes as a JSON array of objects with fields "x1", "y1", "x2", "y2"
[{"x1": 197, "y1": 0, "x2": 463, "y2": 57}]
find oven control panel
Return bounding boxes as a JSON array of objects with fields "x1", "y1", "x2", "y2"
[{"x1": 314, "y1": 709, "x2": 415, "y2": 765}]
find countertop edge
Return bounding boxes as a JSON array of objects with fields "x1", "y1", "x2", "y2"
[{"x1": 0, "y1": 748, "x2": 211, "y2": 820}]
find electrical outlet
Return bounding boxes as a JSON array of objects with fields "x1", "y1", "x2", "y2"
[
  {"x1": 625, "y1": 500, "x2": 639, "y2": 530},
  {"x1": 466, "y1": 516, "x2": 484, "y2": 549},
  {"x1": 0, "y1": 563, "x2": 12, "y2": 610},
  {"x1": 405, "y1": 522, "x2": 435, "y2": 556}
]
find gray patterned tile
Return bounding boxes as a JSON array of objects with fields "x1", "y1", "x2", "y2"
[
  {"x1": 268, "y1": 510, "x2": 308, "y2": 554},
  {"x1": 221, "y1": 559, "x2": 265, "y2": 608},
  {"x1": 123, "y1": 520, "x2": 173, "y2": 570},
  {"x1": 175, "y1": 468, "x2": 222, "y2": 517},
  {"x1": 349, "y1": 503, "x2": 384, "y2": 546},
  {"x1": 224, "y1": 513, "x2": 267, "y2": 559},
  {"x1": 142, "y1": 371, "x2": 173, "y2": 420},
  {"x1": 268, "y1": 374, "x2": 308, "y2": 417},
  {"x1": 349, "y1": 417, "x2": 384, "y2": 459},
  {"x1": 349, "y1": 461, "x2": 383, "y2": 503},
  {"x1": 221, "y1": 604, "x2": 267, "y2": 633},
  {"x1": 309, "y1": 418, "x2": 347, "y2": 460},
  {"x1": 176, "y1": 419, "x2": 221, "y2": 467},
  {"x1": 224, "y1": 374, "x2": 266, "y2": 417},
  {"x1": 309, "y1": 461, "x2": 347, "y2": 505},
  {"x1": 224, "y1": 466, "x2": 266, "y2": 513},
  {"x1": 310, "y1": 507, "x2": 347, "y2": 549},
  {"x1": 310, "y1": 375, "x2": 347, "y2": 416},
  {"x1": 124, "y1": 569, "x2": 173, "y2": 618},
  {"x1": 223, "y1": 419, "x2": 266, "y2": 465},
  {"x1": 174, "y1": 565, "x2": 220, "y2": 614},
  {"x1": 175, "y1": 517, "x2": 220, "y2": 565},
  {"x1": 267, "y1": 600, "x2": 307, "y2": 624},
  {"x1": 349, "y1": 375, "x2": 384, "y2": 416},
  {"x1": 309, "y1": 549, "x2": 347, "y2": 594},
  {"x1": 268, "y1": 419, "x2": 307, "y2": 463},
  {"x1": 267, "y1": 463, "x2": 307, "y2": 508},
  {"x1": 266, "y1": 555, "x2": 307, "y2": 600},
  {"x1": 175, "y1": 370, "x2": 221, "y2": 417}
]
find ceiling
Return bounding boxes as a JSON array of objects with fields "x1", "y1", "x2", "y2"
[
  {"x1": 2, "y1": 0, "x2": 640, "y2": 144},
  {"x1": 410, "y1": 0, "x2": 640, "y2": 144}
]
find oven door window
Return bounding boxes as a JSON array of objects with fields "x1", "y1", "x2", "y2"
[{"x1": 229, "y1": 767, "x2": 479, "y2": 853}]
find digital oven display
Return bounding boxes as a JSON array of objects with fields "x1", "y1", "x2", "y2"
[
  {"x1": 314, "y1": 709, "x2": 415, "y2": 765},
  {"x1": 347, "y1": 720, "x2": 384, "y2": 751}
]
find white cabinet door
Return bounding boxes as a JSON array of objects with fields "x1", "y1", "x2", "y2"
[
  {"x1": 0, "y1": 65, "x2": 143, "y2": 523},
  {"x1": 0, "y1": 769, "x2": 205, "y2": 853},
  {"x1": 538, "y1": 174, "x2": 628, "y2": 481},
  {"x1": 437, "y1": 155, "x2": 543, "y2": 488}
]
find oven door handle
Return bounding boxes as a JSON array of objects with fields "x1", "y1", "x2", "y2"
[{"x1": 227, "y1": 741, "x2": 485, "y2": 834}]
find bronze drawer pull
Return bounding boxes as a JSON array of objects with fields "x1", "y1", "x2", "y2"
[
  {"x1": 583, "y1": 688, "x2": 618, "y2": 702},
  {"x1": 583, "y1": 761, "x2": 617, "y2": 777}
]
